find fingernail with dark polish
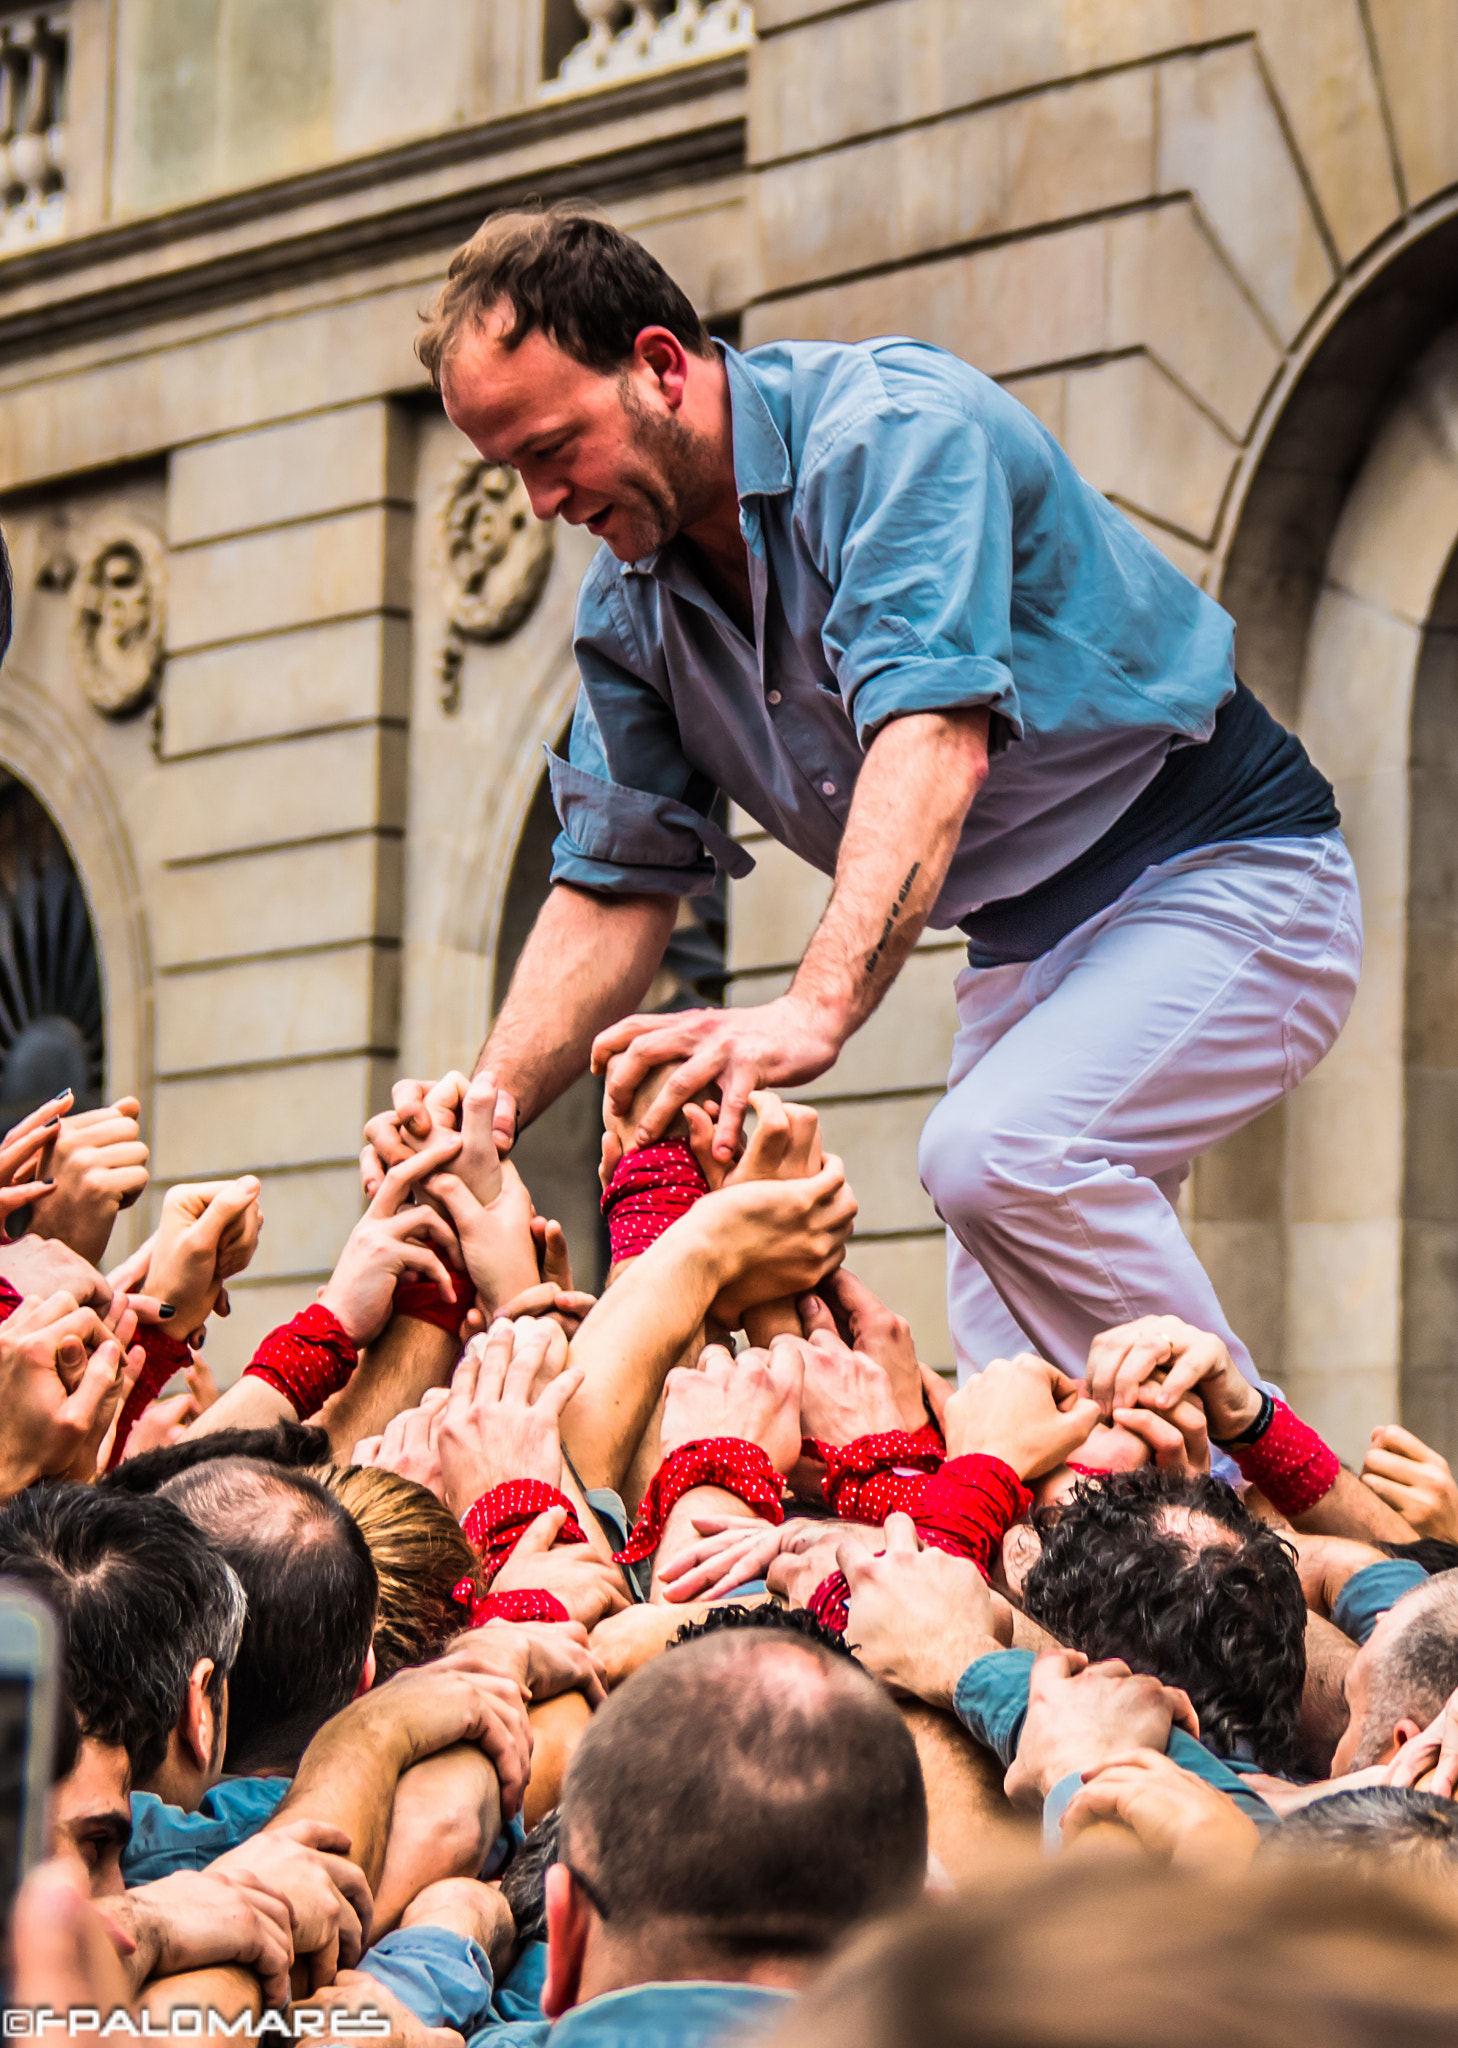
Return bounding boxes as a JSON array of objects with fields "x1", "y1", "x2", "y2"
[
  {"x1": 158, "y1": 1304, "x2": 176, "y2": 1318},
  {"x1": 43, "y1": 1117, "x2": 59, "y2": 1129}
]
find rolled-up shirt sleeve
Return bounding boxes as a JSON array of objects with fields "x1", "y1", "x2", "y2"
[
  {"x1": 548, "y1": 616, "x2": 755, "y2": 899},
  {"x1": 800, "y1": 401, "x2": 1023, "y2": 747}
]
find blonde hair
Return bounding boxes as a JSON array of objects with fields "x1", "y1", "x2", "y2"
[{"x1": 319, "y1": 1464, "x2": 481, "y2": 1681}]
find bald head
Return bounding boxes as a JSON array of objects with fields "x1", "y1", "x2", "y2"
[{"x1": 559, "y1": 1628, "x2": 927, "y2": 1956}]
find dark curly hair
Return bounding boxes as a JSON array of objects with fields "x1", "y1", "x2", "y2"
[
  {"x1": 1020, "y1": 1466, "x2": 1306, "y2": 1774},
  {"x1": 671, "y1": 1600, "x2": 854, "y2": 1660}
]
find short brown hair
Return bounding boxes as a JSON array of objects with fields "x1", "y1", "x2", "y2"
[
  {"x1": 415, "y1": 203, "x2": 713, "y2": 389},
  {"x1": 558, "y1": 1629, "x2": 927, "y2": 1952}
]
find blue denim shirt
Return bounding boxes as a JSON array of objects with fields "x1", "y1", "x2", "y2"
[
  {"x1": 1331, "y1": 1559, "x2": 1428, "y2": 1646},
  {"x1": 474, "y1": 1980, "x2": 790, "y2": 2047},
  {"x1": 951, "y1": 1649, "x2": 1279, "y2": 1828},
  {"x1": 551, "y1": 338, "x2": 1236, "y2": 924},
  {"x1": 122, "y1": 1776, "x2": 290, "y2": 1886}
]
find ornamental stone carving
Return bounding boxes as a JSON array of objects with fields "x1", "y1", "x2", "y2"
[
  {"x1": 68, "y1": 514, "x2": 166, "y2": 718},
  {"x1": 438, "y1": 459, "x2": 554, "y2": 712}
]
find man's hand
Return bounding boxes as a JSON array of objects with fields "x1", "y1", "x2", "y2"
[
  {"x1": 1361, "y1": 1424, "x2": 1458, "y2": 1540},
  {"x1": 800, "y1": 1268, "x2": 929, "y2": 1433},
  {"x1": 0, "y1": 1233, "x2": 114, "y2": 1314},
  {"x1": 659, "y1": 1341, "x2": 804, "y2": 1474},
  {"x1": 766, "y1": 1519, "x2": 879, "y2": 1608},
  {"x1": 436, "y1": 1318, "x2": 582, "y2": 1517},
  {"x1": 120, "y1": 1869, "x2": 296, "y2": 2009},
  {"x1": 784, "y1": 1325, "x2": 903, "y2": 1446},
  {"x1": 489, "y1": 1507, "x2": 631, "y2": 1628},
  {"x1": 495, "y1": 1279, "x2": 598, "y2": 1341},
  {"x1": 658, "y1": 1512, "x2": 825, "y2": 1605},
  {"x1": 1110, "y1": 1394, "x2": 1211, "y2": 1474},
  {"x1": 593, "y1": 997, "x2": 843, "y2": 1163},
  {"x1": 0, "y1": 1290, "x2": 143, "y2": 1496},
  {"x1": 29, "y1": 1097, "x2": 149, "y2": 1265},
  {"x1": 432, "y1": 1619, "x2": 608, "y2": 1710},
  {"x1": 1003, "y1": 1649, "x2": 1201, "y2": 1812},
  {"x1": 356, "y1": 1663, "x2": 535, "y2": 1821},
  {"x1": 1085, "y1": 1316, "x2": 1263, "y2": 1441},
  {"x1": 841, "y1": 1512, "x2": 1000, "y2": 1708},
  {"x1": 1060, "y1": 1749, "x2": 1261, "y2": 1866},
  {"x1": 692, "y1": 1163, "x2": 858, "y2": 1327},
  {"x1": 942, "y1": 1354, "x2": 1101, "y2": 1481},
  {"x1": 352, "y1": 1387, "x2": 449, "y2": 1498},
  {"x1": 144, "y1": 1178, "x2": 263, "y2": 1337},
  {"x1": 1386, "y1": 1682, "x2": 1458, "y2": 1799},
  {"x1": 319, "y1": 1130, "x2": 464, "y2": 1346},
  {"x1": 425, "y1": 1159, "x2": 541, "y2": 1319},
  {"x1": 219, "y1": 1817, "x2": 374, "y2": 1989}
]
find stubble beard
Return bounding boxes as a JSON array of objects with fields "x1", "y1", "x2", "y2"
[{"x1": 611, "y1": 373, "x2": 718, "y2": 559}]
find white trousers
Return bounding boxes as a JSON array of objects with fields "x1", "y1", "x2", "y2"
[{"x1": 917, "y1": 835, "x2": 1362, "y2": 1390}]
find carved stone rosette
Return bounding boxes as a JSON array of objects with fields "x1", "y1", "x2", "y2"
[
  {"x1": 68, "y1": 513, "x2": 167, "y2": 718},
  {"x1": 438, "y1": 459, "x2": 554, "y2": 712}
]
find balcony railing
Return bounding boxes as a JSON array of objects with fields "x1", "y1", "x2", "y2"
[
  {"x1": 0, "y1": 7, "x2": 66, "y2": 250},
  {"x1": 543, "y1": 0, "x2": 751, "y2": 98}
]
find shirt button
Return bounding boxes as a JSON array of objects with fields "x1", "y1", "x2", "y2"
[
  {"x1": 821, "y1": 780, "x2": 837, "y2": 796},
  {"x1": 767, "y1": 689, "x2": 782, "y2": 705}
]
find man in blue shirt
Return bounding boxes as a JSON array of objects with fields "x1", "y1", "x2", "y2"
[{"x1": 419, "y1": 207, "x2": 1359, "y2": 1388}]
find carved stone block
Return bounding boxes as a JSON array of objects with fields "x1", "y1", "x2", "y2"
[
  {"x1": 438, "y1": 458, "x2": 554, "y2": 712},
  {"x1": 68, "y1": 511, "x2": 166, "y2": 717}
]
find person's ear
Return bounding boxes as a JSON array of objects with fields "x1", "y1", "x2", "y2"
[
  {"x1": 542, "y1": 1862, "x2": 591, "y2": 2021},
  {"x1": 1393, "y1": 1717, "x2": 1425, "y2": 1750},
  {"x1": 633, "y1": 327, "x2": 691, "y2": 410},
  {"x1": 353, "y1": 1643, "x2": 377, "y2": 1699},
  {"x1": 181, "y1": 1659, "x2": 215, "y2": 1774}
]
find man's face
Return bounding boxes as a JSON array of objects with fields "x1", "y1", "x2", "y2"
[
  {"x1": 49, "y1": 1736, "x2": 131, "y2": 1897},
  {"x1": 442, "y1": 312, "x2": 708, "y2": 565}
]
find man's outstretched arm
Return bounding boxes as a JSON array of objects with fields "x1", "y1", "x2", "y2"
[
  {"x1": 477, "y1": 884, "x2": 678, "y2": 1146},
  {"x1": 597, "y1": 705, "x2": 990, "y2": 1158}
]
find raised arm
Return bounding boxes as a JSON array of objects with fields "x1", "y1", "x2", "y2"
[
  {"x1": 595, "y1": 706, "x2": 990, "y2": 1160},
  {"x1": 477, "y1": 884, "x2": 678, "y2": 1149}
]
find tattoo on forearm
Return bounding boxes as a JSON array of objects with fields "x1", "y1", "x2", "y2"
[{"x1": 864, "y1": 863, "x2": 922, "y2": 981}]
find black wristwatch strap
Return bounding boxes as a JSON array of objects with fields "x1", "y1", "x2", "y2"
[{"x1": 1212, "y1": 1388, "x2": 1275, "y2": 1451}]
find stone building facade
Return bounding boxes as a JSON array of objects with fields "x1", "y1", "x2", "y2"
[{"x1": 0, "y1": 0, "x2": 1455, "y2": 1462}]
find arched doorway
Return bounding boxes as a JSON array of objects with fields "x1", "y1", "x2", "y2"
[{"x1": 0, "y1": 771, "x2": 104, "y2": 1131}]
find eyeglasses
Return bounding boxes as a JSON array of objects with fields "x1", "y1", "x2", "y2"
[{"x1": 562, "y1": 1861, "x2": 612, "y2": 1922}]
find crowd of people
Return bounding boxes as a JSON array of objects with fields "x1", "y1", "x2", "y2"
[{"x1": 3, "y1": 1051, "x2": 1458, "y2": 2043}]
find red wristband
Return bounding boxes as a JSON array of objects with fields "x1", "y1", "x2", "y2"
[
  {"x1": 915, "y1": 1453, "x2": 1032, "y2": 1577},
  {"x1": 808, "y1": 1570, "x2": 851, "y2": 1634},
  {"x1": 614, "y1": 1437, "x2": 785, "y2": 1566},
  {"x1": 814, "y1": 1424, "x2": 946, "y2": 1524},
  {"x1": 244, "y1": 1304, "x2": 358, "y2": 1419},
  {"x1": 392, "y1": 1261, "x2": 473, "y2": 1337},
  {"x1": 0, "y1": 1277, "x2": 20, "y2": 1324},
  {"x1": 460, "y1": 1586, "x2": 571, "y2": 1627},
  {"x1": 600, "y1": 1140, "x2": 708, "y2": 1264},
  {"x1": 106, "y1": 1326, "x2": 194, "y2": 1469},
  {"x1": 1232, "y1": 1400, "x2": 1340, "y2": 1518},
  {"x1": 461, "y1": 1480, "x2": 588, "y2": 1584}
]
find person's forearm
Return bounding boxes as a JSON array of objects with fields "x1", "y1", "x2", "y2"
[
  {"x1": 479, "y1": 885, "x2": 677, "y2": 1125},
  {"x1": 270, "y1": 1713, "x2": 408, "y2": 1890},
  {"x1": 560, "y1": 1209, "x2": 733, "y2": 1493},
  {"x1": 185, "y1": 1375, "x2": 294, "y2": 1440},
  {"x1": 1292, "y1": 1466, "x2": 1416, "y2": 1544},
  {"x1": 133, "y1": 1966, "x2": 261, "y2": 2025},
  {"x1": 319, "y1": 1316, "x2": 458, "y2": 1458},
  {"x1": 790, "y1": 708, "x2": 988, "y2": 1044},
  {"x1": 371, "y1": 1745, "x2": 501, "y2": 1935}
]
